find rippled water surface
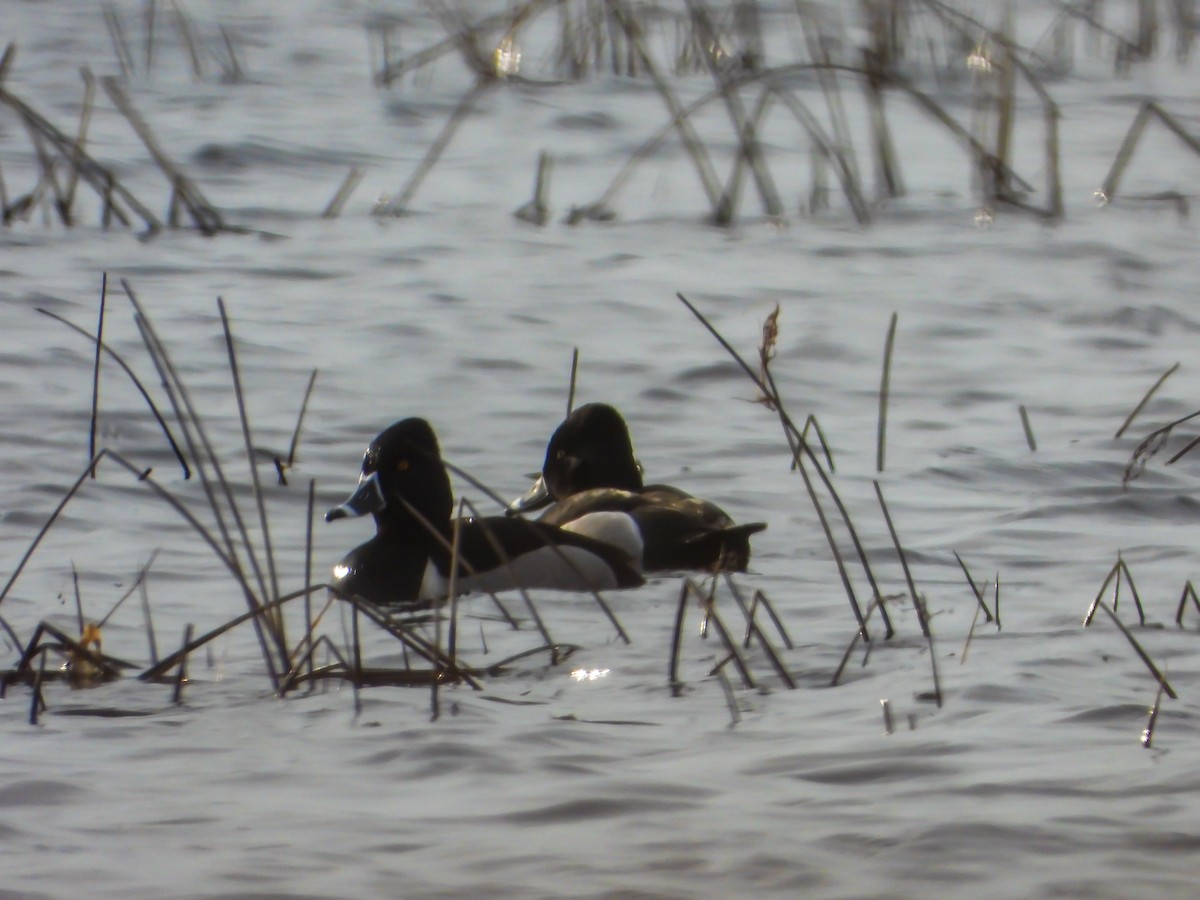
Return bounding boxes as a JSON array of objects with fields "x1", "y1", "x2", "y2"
[{"x1": 3, "y1": 2, "x2": 1200, "y2": 897}]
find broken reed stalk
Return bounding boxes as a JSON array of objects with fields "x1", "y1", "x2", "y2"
[
  {"x1": 960, "y1": 593, "x2": 983, "y2": 665},
  {"x1": 1119, "y1": 407, "x2": 1200, "y2": 483},
  {"x1": 566, "y1": 347, "x2": 580, "y2": 416},
  {"x1": 30, "y1": 649, "x2": 47, "y2": 725},
  {"x1": 881, "y1": 697, "x2": 893, "y2": 735},
  {"x1": 71, "y1": 563, "x2": 85, "y2": 636},
  {"x1": 1084, "y1": 556, "x2": 1146, "y2": 627},
  {"x1": 1142, "y1": 682, "x2": 1165, "y2": 748},
  {"x1": 877, "y1": 312, "x2": 897, "y2": 472},
  {"x1": 769, "y1": 86, "x2": 871, "y2": 223},
  {"x1": 1114, "y1": 362, "x2": 1179, "y2": 439},
  {"x1": 0, "y1": 451, "x2": 106, "y2": 609},
  {"x1": 321, "y1": 166, "x2": 364, "y2": 219},
  {"x1": 1018, "y1": 404, "x2": 1037, "y2": 451},
  {"x1": 686, "y1": 578, "x2": 755, "y2": 689},
  {"x1": 830, "y1": 596, "x2": 881, "y2": 686},
  {"x1": 278, "y1": 591, "x2": 337, "y2": 693},
  {"x1": 514, "y1": 150, "x2": 552, "y2": 225},
  {"x1": 100, "y1": 77, "x2": 223, "y2": 233},
  {"x1": 1115, "y1": 553, "x2": 1147, "y2": 625},
  {"x1": 36, "y1": 306, "x2": 190, "y2": 477},
  {"x1": 1100, "y1": 101, "x2": 1200, "y2": 204},
  {"x1": 376, "y1": 78, "x2": 492, "y2": 216},
  {"x1": 721, "y1": 573, "x2": 795, "y2": 688},
  {"x1": 676, "y1": 292, "x2": 893, "y2": 640},
  {"x1": 63, "y1": 69, "x2": 96, "y2": 226},
  {"x1": 88, "y1": 274, "x2": 107, "y2": 476},
  {"x1": 277, "y1": 368, "x2": 318, "y2": 485},
  {"x1": 874, "y1": 481, "x2": 941, "y2": 706},
  {"x1": 1176, "y1": 581, "x2": 1200, "y2": 626},
  {"x1": 102, "y1": 5, "x2": 136, "y2": 77},
  {"x1": 952, "y1": 550, "x2": 994, "y2": 622},
  {"x1": 172, "y1": 622, "x2": 193, "y2": 703},
  {"x1": 750, "y1": 588, "x2": 793, "y2": 649},
  {"x1": 718, "y1": 86, "x2": 779, "y2": 221},
  {"x1": 668, "y1": 578, "x2": 689, "y2": 694},
  {"x1": 1087, "y1": 600, "x2": 1177, "y2": 699},
  {"x1": 0, "y1": 615, "x2": 21, "y2": 656},
  {"x1": 171, "y1": 0, "x2": 205, "y2": 80},
  {"x1": 715, "y1": 663, "x2": 741, "y2": 726}
]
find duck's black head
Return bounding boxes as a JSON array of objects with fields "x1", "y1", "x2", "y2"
[
  {"x1": 326, "y1": 417, "x2": 454, "y2": 534},
  {"x1": 542, "y1": 402, "x2": 644, "y2": 499}
]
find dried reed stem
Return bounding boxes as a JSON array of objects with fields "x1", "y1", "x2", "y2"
[
  {"x1": 877, "y1": 312, "x2": 897, "y2": 472},
  {"x1": 36, "y1": 306, "x2": 189, "y2": 477},
  {"x1": 322, "y1": 166, "x2": 364, "y2": 219},
  {"x1": 874, "y1": 481, "x2": 940, "y2": 705},
  {"x1": 88, "y1": 274, "x2": 107, "y2": 476},
  {"x1": 1114, "y1": 362, "x2": 1179, "y2": 439},
  {"x1": 676, "y1": 292, "x2": 893, "y2": 639},
  {"x1": 953, "y1": 550, "x2": 994, "y2": 622},
  {"x1": 514, "y1": 151, "x2": 552, "y2": 225},
  {"x1": 377, "y1": 78, "x2": 492, "y2": 216},
  {"x1": 1175, "y1": 581, "x2": 1200, "y2": 626},
  {"x1": 217, "y1": 297, "x2": 282, "y2": 625},
  {"x1": 0, "y1": 452, "x2": 106, "y2": 608},
  {"x1": 566, "y1": 347, "x2": 580, "y2": 416},
  {"x1": 1018, "y1": 404, "x2": 1037, "y2": 451},
  {"x1": 172, "y1": 623, "x2": 193, "y2": 703},
  {"x1": 1142, "y1": 682, "x2": 1165, "y2": 748},
  {"x1": 722, "y1": 573, "x2": 795, "y2": 688},
  {"x1": 1088, "y1": 601, "x2": 1177, "y2": 699}
]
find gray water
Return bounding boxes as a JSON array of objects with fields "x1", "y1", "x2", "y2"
[{"x1": 2, "y1": 2, "x2": 1200, "y2": 897}]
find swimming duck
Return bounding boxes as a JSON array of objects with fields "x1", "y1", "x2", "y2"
[
  {"x1": 508, "y1": 403, "x2": 766, "y2": 572},
  {"x1": 325, "y1": 418, "x2": 644, "y2": 606}
]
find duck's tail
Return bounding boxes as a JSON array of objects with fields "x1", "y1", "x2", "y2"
[{"x1": 646, "y1": 522, "x2": 767, "y2": 572}]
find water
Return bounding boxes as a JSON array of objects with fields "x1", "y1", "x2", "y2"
[{"x1": 2, "y1": 2, "x2": 1200, "y2": 897}]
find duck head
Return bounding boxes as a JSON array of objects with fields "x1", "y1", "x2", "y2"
[
  {"x1": 326, "y1": 417, "x2": 453, "y2": 536},
  {"x1": 509, "y1": 403, "x2": 643, "y2": 513}
]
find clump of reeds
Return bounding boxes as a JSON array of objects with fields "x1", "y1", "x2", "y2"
[
  {"x1": 0, "y1": 44, "x2": 237, "y2": 236},
  {"x1": 102, "y1": 1, "x2": 243, "y2": 83},
  {"x1": 1, "y1": 276, "x2": 633, "y2": 720}
]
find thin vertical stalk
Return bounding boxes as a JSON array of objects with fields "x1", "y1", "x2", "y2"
[{"x1": 877, "y1": 312, "x2": 897, "y2": 472}]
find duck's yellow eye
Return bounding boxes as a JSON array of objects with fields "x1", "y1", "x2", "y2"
[{"x1": 396, "y1": 459, "x2": 410, "y2": 472}]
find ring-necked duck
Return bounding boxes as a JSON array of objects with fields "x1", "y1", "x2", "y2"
[
  {"x1": 326, "y1": 418, "x2": 644, "y2": 606},
  {"x1": 508, "y1": 403, "x2": 766, "y2": 572}
]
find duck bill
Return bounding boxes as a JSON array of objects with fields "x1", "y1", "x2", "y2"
[
  {"x1": 506, "y1": 473, "x2": 552, "y2": 516},
  {"x1": 326, "y1": 471, "x2": 386, "y2": 522}
]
